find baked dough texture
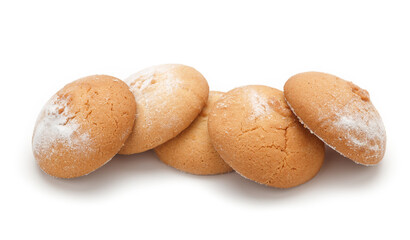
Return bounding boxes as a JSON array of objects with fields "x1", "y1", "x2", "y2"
[
  {"x1": 155, "y1": 91, "x2": 233, "y2": 175},
  {"x1": 284, "y1": 72, "x2": 386, "y2": 165},
  {"x1": 32, "y1": 75, "x2": 136, "y2": 178},
  {"x1": 208, "y1": 85, "x2": 324, "y2": 188},
  {"x1": 119, "y1": 64, "x2": 209, "y2": 154}
]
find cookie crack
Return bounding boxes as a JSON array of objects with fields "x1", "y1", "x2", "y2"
[
  {"x1": 263, "y1": 123, "x2": 297, "y2": 185},
  {"x1": 238, "y1": 125, "x2": 259, "y2": 137}
]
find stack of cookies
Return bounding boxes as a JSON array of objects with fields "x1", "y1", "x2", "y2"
[{"x1": 32, "y1": 64, "x2": 386, "y2": 188}]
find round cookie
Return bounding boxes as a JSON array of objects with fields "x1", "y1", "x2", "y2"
[
  {"x1": 208, "y1": 85, "x2": 325, "y2": 188},
  {"x1": 155, "y1": 91, "x2": 233, "y2": 175},
  {"x1": 119, "y1": 64, "x2": 209, "y2": 154},
  {"x1": 32, "y1": 75, "x2": 136, "y2": 178},
  {"x1": 284, "y1": 72, "x2": 386, "y2": 165}
]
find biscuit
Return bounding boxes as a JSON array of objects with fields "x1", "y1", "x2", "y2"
[
  {"x1": 284, "y1": 72, "x2": 386, "y2": 165},
  {"x1": 208, "y1": 85, "x2": 325, "y2": 188},
  {"x1": 32, "y1": 75, "x2": 136, "y2": 178},
  {"x1": 119, "y1": 64, "x2": 209, "y2": 154},
  {"x1": 154, "y1": 91, "x2": 233, "y2": 175}
]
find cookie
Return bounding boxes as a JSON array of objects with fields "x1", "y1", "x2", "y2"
[
  {"x1": 32, "y1": 75, "x2": 136, "y2": 178},
  {"x1": 284, "y1": 72, "x2": 386, "y2": 165},
  {"x1": 208, "y1": 85, "x2": 325, "y2": 188},
  {"x1": 119, "y1": 64, "x2": 209, "y2": 154},
  {"x1": 154, "y1": 91, "x2": 233, "y2": 175}
]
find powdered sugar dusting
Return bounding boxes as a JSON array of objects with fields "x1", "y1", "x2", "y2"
[
  {"x1": 126, "y1": 64, "x2": 183, "y2": 129},
  {"x1": 126, "y1": 64, "x2": 179, "y2": 93},
  {"x1": 248, "y1": 89, "x2": 272, "y2": 120},
  {"x1": 334, "y1": 99, "x2": 386, "y2": 157},
  {"x1": 32, "y1": 95, "x2": 90, "y2": 158},
  {"x1": 286, "y1": 96, "x2": 385, "y2": 165},
  {"x1": 215, "y1": 101, "x2": 228, "y2": 109}
]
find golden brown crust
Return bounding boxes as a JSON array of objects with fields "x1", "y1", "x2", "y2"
[
  {"x1": 154, "y1": 91, "x2": 233, "y2": 175},
  {"x1": 119, "y1": 64, "x2": 209, "y2": 154},
  {"x1": 208, "y1": 85, "x2": 324, "y2": 188},
  {"x1": 284, "y1": 72, "x2": 386, "y2": 165},
  {"x1": 32, "y1": 75, "x2": 136, "y2": 178}
]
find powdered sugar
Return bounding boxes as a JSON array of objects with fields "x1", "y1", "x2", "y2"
[
  {"x1": 286, "y1": 96, "x2": 385, "y2": 165},
  {"x1": 126, "y1": 64, "x2": 183, "y2": 129},
  {"x1": 126, "y1": 64, "x2": 179, "y2": 92},
  {"x1": 215, "y1": 101, "x2": 228, "y2": 109},
  {"x1": 126, "y1": 64, "x2": 181, "y2": 102},
  {"x1": 334, "y1": 99, "x2": 386, "y2": 153},
  {"x1": 32, "y1": 96, "x2": 90, "y2": 158},
  {"x1": 248, "y1": 89, "x2": 272, "y2": 120}
]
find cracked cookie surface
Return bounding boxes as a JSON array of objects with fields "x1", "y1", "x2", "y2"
[
  {"x1": 208, "y1": 85, "x2": 324, "y2": 188},
  {"x1": 284, "y1": 72, "x2": 386, "y2": 165},
  {"x1": 155, "y1": 91, "x2": 233, "y2": 175},
  {"x1": 32, "y1": 75, "x2": 136, "y2": 178},
  {"x1": 119, "y1": 64, "x2": 209, "y2": 154}
]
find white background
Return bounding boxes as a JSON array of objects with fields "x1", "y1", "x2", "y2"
[{"x1": 1, "y1": 0, "x2": 409, "y2": 239}]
